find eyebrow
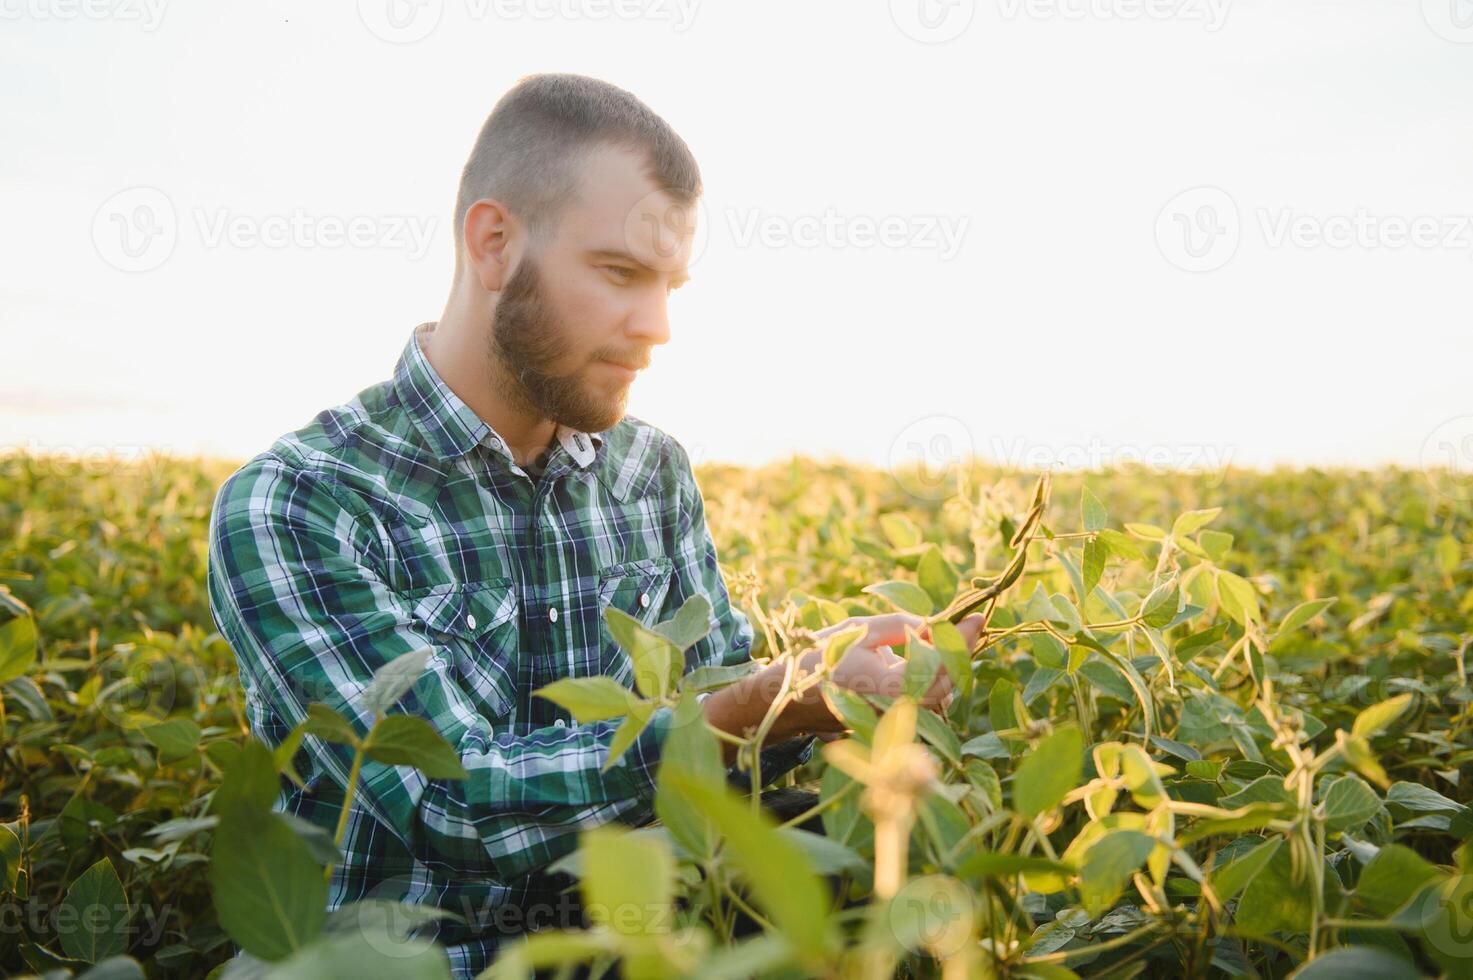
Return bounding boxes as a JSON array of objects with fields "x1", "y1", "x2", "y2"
[{"x1": 588, "y1": 248, "x2": 691, "y2": 288}]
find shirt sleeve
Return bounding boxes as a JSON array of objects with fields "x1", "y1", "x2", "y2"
[
  {"x1": 206, "y1": 454, "x2": 673, "y2": 884},
  {"x1": 664, "y1": 440, "x2": 816, "y2": 784}
]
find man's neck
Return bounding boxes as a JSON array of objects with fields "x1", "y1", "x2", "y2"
[{"x1": 418, "y1": 315, "x2": 557, "y2": 468}]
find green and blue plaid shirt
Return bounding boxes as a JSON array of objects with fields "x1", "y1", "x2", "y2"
[{"x1": 207, "y1": 324, "x2": 809, "y2": 975}]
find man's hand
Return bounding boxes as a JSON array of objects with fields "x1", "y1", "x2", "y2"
[
  {"x1": 701, "y1": 611, "x2": 986, "y2": 759},
  {"x1": 785, "y1": 612, "x2": 986, "y2": 734}
]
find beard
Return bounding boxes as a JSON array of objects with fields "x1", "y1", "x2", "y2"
[{"x1": 487, "y1": 252, "x2": 631, "y2": 434}]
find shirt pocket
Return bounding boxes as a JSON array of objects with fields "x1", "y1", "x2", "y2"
[
  {"x1": 406, "y1": 579, "x2": 520, "y2": 722},
  {"x1": 595, "y1": 556, "x2": 675, "y2": 688}
]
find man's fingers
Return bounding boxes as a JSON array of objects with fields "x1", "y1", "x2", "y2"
[
  {"x1": 855, "y1": 612, "x2": 926, "y2": 648},
  {"x1": 954, "y1": 613, "x2": 986, "y2": 649}
]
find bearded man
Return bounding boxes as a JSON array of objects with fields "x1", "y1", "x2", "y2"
[{"x1": 206, "y1": 73, "x2": 978, "y2": 977}]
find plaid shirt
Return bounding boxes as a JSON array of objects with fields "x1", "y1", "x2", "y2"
[{"x1": 207, "y1": 324, "x2": 810, "y2": 976}]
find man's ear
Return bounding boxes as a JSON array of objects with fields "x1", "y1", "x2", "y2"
[{"x1": 461, "y1": 198, "x2": 518, "y2": 292}]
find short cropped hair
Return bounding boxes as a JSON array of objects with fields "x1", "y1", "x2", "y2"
[{"x1": 453, "y1": 73, "x2": 702, "y2": 267}]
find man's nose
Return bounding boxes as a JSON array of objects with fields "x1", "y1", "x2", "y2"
[{"x1": 625, "y1": 293, "x2": 671, "y2": 347}]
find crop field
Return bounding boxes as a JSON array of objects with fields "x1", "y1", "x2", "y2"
[{"x1": 1, "y1": 454, "x2": 1471, "y2": 978}]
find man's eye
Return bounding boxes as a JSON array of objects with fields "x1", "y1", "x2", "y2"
[{"x1": 605, "y1": 266, "x2": 636, "y2": 281}]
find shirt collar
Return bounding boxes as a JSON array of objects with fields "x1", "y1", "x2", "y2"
[{"x1": 393, "y1": 323, "x2": 604, "y2": 469}]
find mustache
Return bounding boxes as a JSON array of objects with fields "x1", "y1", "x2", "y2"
[{"x1": 592, "y1": 349, "x2": 652, "y2": 371}]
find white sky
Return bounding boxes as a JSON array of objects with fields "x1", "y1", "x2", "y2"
[{"x1": 4, "y1": 0, "x2": 1472, "y2": 475}]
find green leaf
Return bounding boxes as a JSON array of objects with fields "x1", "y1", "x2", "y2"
[
  {"x1": 1082, "y1": 487, "x2": 1108, "y2": 533},
  {"x1": 534, "y1": 676, "x2": 635, "y2": 722},
  {"x1": 917, "y1": 546, "x2": 959, "y2": 609},
  {"x1": 364, "y1": 715, "x2": 469, "y2": 780},
  {"x1": 0, "y1": 615, "x2": 37, "y2": 684},
  {"x1": 209, "y1": 811, "x2": 328, "y2": 961},
  {"x1": 914, "y1": 706, "x2": 962, "y2": 768},
  {"x1": 1171, "y1": 508, "x2": 1222, "y2": 538},
  {"x1": 879, "y1": 513, "x2": 923, "y2": 550},
  {"x1": 650, "y1": 593, "x2": 713, "y2": 651},
  {"x1": 1125, "y1": 522, "x2": 1166, "y2": 541},
  {"x1": 304, "y1": 703, "x2": 360, "y2": 747},
  {"x1": 776, "y1": 828, "x2": 868, "y2": 876},
  {"x1": 360, "y1": 647, "x2": 431, "y2": 718},
  {"x1": 1219, "y1": 775, "x2": 1295, "y2": 810},
  {"x1": 58, "y1": 859, "x2": 128, "y2": 963},
  {"x1": 1215, "y1": 571, "x2": 1260, "y2": 626},
  {"x1": 1079, "y1": 830, "x2": 1155, "y2": 916},
  {"x1": 1012, "y1": 725, "x2": 1085, "y2": 820},
  {"x1": 1354, "y1": 844, "x2": 1441, "y2": 917},
  {"x1": 1352, "y1": 694, "x2": 1413, "y2": 739},
  {"x1": 1211, "y1": 837, "x2": 1281, "y2": 901},
  {"x1": 965, "y1": 758, "x2": 1002, "y2": 810},
  {"x1": 1198, "y1": 530, "x2": 1233, "y2": 561},
  {"x1": 1286, "y1": 947, "x2": 1421, "y2": 980},
  {"x1": 1081, "y1": 539, "x2": 1104, "y2": 598},
  {"x1": 663, "y1": 774, "x2": 830, "y2": 957},
  {"x1": 862, "y1": 580, "x2": 934, "y2": 617},
  {"x1": 1385, "y1": 781, "x2": 1462, "y2": 815},
  {"x1": 604, "y1": 607, "x2": 681, "y2": 699},
  {"x1": 902, "y1": 634, "x2": 942, "y2": 701},
  {"x1": 955, "y1": 851, "x2": 1073, "y2": 880},
  {"x1": 988, "y1": 678, "x2": 1020, "y2": 732},
  {"x1": 655, "y1": 691, "x2": 724, "y2": 860},
  {"x1": 1176, "y1": 622, "x2": 1229, "y2": 663},
  {"x1": 141, "y1": 718, "x2": 201, "y2": 762},
  {"x1": 602, "y1": 699, "x2": 657, "y2": 773},
  {"x1": 1139, "y1": 581, "x2": 1180, "y2": 629},
  {"x1": 264, "y1": 931, "x2": 451, "y2": 979},
  {"x1": 1097, "y1": 528, "x2": 1145, "y2": 561},
  {"x1": 1235, "y1": 845, "x2": 1314, "y2": 936},
  {"x1": 822, "y1": 623, "x2": 868, "y2": 672},
  {"x1": 1277, "y1": 597, "x2": 1336, "y2": 638},
  {"x1": 1322, "y1": 775, "x2": 1380, "y2": 834},
  {"x1": 929, "y1": 619, "x2": 973, "y2": 698},
  {"x1": 580, "y1": 826, "x2": 675, "y2": 936},
  {"x1": 211, "y1": 740, "x2": 279, "y2": 822},
  {"x1": 0, "y1": 823, "x2": 20, "y2": 893}
]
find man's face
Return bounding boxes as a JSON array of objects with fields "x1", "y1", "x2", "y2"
[{"x1": 487, "y1": 144, "x2": 696, "y2": 434}]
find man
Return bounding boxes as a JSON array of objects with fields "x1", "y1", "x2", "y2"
[{"x1": 207, "y1": 73, "x2": 980, "y2": 976}]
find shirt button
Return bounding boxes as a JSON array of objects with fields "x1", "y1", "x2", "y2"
[
  {"x1": 553, "y1": 718, "x2": 566, "y2": 727},
  {"x1": 639, "y1": 592, "x2": 650, "y2": 609},
  {"x1": 465, "y1": 614, "x2": 477, "y2": 630},
  {"x1": 548, "y1": 606, "x2": 559, "y2": 623}
]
